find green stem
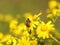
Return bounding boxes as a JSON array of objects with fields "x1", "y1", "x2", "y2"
[
  {"x1": 52, "y1": 17, "x2": 58, "y2": 23},
  {"x1": 50, "y1": 35, "x2": 60, "y2": 44}
]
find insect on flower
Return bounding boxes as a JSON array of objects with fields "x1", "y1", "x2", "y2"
[{"x1": 25, "y1": 18, "x2": 31, "y2": 27}]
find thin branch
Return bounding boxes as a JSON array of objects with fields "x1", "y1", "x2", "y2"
[{"x1": 50, "y1": 35, "x2": 60, "y2": 44}]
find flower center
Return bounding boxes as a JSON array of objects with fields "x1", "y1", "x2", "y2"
[{"x1": 41, "y1": 25, "x2": 47, "y2": 31}]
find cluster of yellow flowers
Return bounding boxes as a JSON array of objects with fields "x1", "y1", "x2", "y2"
[
  {"x1": 47, "y1": 0, "x2": 60, "y2": 22},
  {"x1": 0, "y1": 0, "x2": 60, "y2": 45}
]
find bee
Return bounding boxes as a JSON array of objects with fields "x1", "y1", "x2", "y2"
[{"x1": 25, "y1": 18, "x2": 31, "y2": 27}]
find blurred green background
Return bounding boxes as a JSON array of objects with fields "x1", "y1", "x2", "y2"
[
  {"x1": 0, "y1": 0, "x2": 59, "y2": 14},
  {"x1": 0, "y1": 0, "x2": 60, "y2": 34},
  {"x1": 0, "y1": 0, "x2": 48, "y2": 14}
]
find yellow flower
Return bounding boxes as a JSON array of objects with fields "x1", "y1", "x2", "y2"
[
  {"x1": 48, "y1": 0, "x2": 57, "y2": 9},
  {"x1": 17, "y1": 36, "x2": 30, "y2": 45},
  {"x1": 6, "y1": 37, "x2": 16, "y2": 45},
  {"x1": 6, "y1": 39, "x2": 12, "y2": 45},
  {"x1": 29, "y1": 21, "x2": 38, "y2": 30},
  {"x1": 9, "y1": 19, "x2": 18, "y2": 32},
  {"x1": 0, "y1": 32, "x2": 3, "y2": 39},
  {"x1": 24, "y1": 13, "x2": 41, "y2": 30},
  {"x1": 58, "y1": 3, "x2": 60, "y2": 10},
  {"x1": 47, "y1": 9, "x2": 60, "y2": 18},
  {"x1": 0, "y1": 43, "x2": 3, "y2": 45},
  {"x1": 24, "y1": 13, "x2": 33, "y2": 21},
  {"x1": 24, "y1": 12, "x2": 41, "y2": 21},
  {"x1": 0, "y1": 34, "x2": 11, "y2": 42},
  {"x1": 23, "y1": 31, "x2": 30, "y2": 37},
  {"x1": 36, "y1": 21, "x2": 55, "y2": 39},
  {"x1": 0, "y1": 34, "x2": 16, "y2": 45},
  {"x1": 13, "y1": 23, "x2": 27, "y2": 35},
  {"x1": 52, "y1": 9, "x2": 58, "y2": 15}
]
